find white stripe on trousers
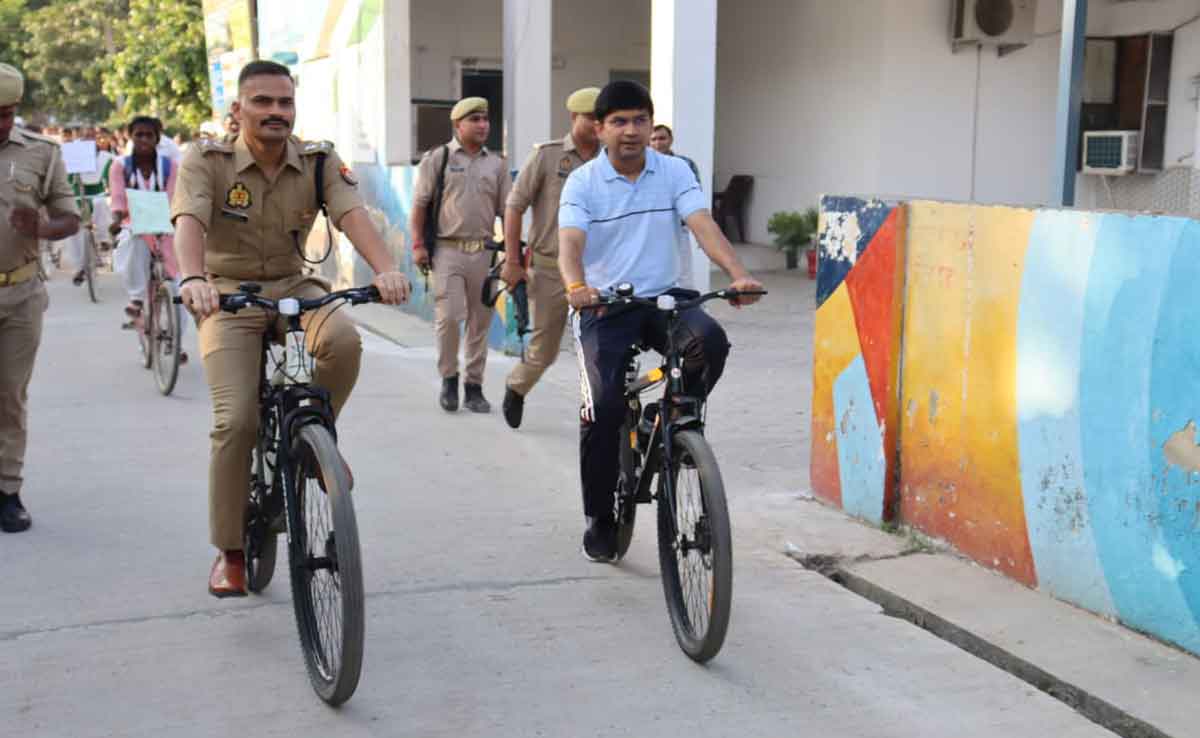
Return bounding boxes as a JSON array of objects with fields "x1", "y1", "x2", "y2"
[{"x1": 571, "y1": 309, "x2": 596, "y2": 423}]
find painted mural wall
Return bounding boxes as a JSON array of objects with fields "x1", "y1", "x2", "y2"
[{"x1": 812, "y1": 196, "x2": 1200, "y2": 656}]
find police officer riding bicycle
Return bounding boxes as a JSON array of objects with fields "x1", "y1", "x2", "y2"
[
  {"x1": 557, "y1": 80, "x2": 763, "y2": 563},
  {"x1": 171, "y1": 60, "x2": 411, "y2": 597}
]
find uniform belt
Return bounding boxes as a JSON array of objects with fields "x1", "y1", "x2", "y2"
[
  {"x1": 437, "y1": 238, "x2": 488, "y2": 254},
  {"x1": 0, "y1": 261, "x2": 39, "y2": 287}
]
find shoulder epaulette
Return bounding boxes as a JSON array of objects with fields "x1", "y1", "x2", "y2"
[
  {"x1": 533, "y1": 140, "x2": 563, "y2": 150},
  {"x1": 19, "y1": 129, "x2": 59, "y2": 147},
  {"x1": 198, "y1": 138, "x2": 234, "y2": 154},
  {"x1": 300, "y1": 139, "x2": 334, "y2": 156}
]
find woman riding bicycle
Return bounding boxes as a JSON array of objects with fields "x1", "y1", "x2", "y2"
[
  {"x1": 109, "y1": 116, "x2": 183, "y2": 352},
  {"x1": 557, "y1": 81, "x2": 762, "y2": 562}
]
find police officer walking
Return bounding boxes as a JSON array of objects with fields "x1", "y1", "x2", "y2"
[
  {"x1": 0, "y1": 64, "x2": 81, "y2": 533},
  {"x1": 172, "y1": 61, "x2": 410, "y2": 597},
  {"x1": 409, "y1": 97, "x2": 510, "y2": 414},
  {"x1": 499, "y1": 88, "x2": 600, "y2": 429}
]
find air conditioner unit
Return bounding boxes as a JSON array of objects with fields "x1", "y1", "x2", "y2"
[
  {"x1": 1083, "y1": 131, "x2": 1139, "y2": 175},
  {"x1": 951, "y1": 0, "x2": 1037, "y2": 50}
]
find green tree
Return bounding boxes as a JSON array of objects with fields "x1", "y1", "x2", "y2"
[
  {"x1": 0, "y1": 0, "x2": 28, "y2": 68},
  {"x1": 104, "y1": 0, "x2": 210, "y2": 133},
  {"x1": 20, "y1": 0, "x2": 126, "y2": 122}
]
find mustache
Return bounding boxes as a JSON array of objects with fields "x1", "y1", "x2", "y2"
[{"x1": 262, "y1": 118, "x2": 291, "y2": 127}]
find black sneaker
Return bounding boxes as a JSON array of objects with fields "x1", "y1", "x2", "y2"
[
  {"x1": 582, "y1": 517, "x2": 618, "y2": 563},
  {"x1": 439, "y1": 375, "x2": 459, "y2": 412},
  {"x1": 502, "y1": 387, "x2": 524, "y2": 429},
  {"x1": 0, "y1": 493, "x2": 32, "y2": 533},
  {"x1": 463, "y1": 383, "x2": 491, "y2": 414}
]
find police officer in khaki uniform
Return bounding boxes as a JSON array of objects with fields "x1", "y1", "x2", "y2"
[
  {"x1": 0, "y1": 64, "x2": 80, "y2": 533},
  {"x1": 499, "y1": 88, "x2": 600, "y2": 429},
  {"x1": 409, "y1": 97, "x2": 511, "y2": 414},
  {"x1": 173, "y1": 61, "x2": 410, "y2": 597}
]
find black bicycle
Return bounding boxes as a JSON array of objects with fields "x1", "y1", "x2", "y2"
[
  {"x1": 594, "y1": 284, "x2": 765, "y2": 663},
  {"x1": 182, "y1": 282, "x2": 381, "y2": 705}
]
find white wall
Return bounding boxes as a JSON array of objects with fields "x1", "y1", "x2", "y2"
[
  {"x1": 409, "y1": 0, "x2": 647, "y2": 150},
  {"x1": 411, "y1": 0, "x2": 503, "y2": 100},
  {"x1": 716, "y1": 0, "x2": 1200, "y2": 244},
  {"x1": 551, "y1": 0, "x2": 650, "y2": 135},
  {"x1": 714, "y1": 2, "x2": 887, "y2": 244}
]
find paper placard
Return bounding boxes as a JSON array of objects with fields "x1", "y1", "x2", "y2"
[
  {"x1": 127, "y1": 189, "x2": 174, "y2": 235},
  {"x1": 61, "y1": 141, "x2": 97, "y2": 174}
]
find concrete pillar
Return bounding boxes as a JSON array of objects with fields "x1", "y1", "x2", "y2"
[
  {"x1": 1052, "y1": 0, "x2": 1087, "y2": 206},
  {"x1": 651, "y1": 0, "x2": 716, "y2": 292},
  {"x1": 382, "y1": 0, "x2": 413, "y2": 165},
  {"x1": 503, "y1": 0, "x2": 553, "y2": 164}
]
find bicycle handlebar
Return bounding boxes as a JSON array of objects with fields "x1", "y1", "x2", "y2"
[
  {"x1": 587, "y1": 288, "x2": 768, "y2": 312},
  {"x1": 173, "y1": 285, "x2": 382, "y2": 313}
]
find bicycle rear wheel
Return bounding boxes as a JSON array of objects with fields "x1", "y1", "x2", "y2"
[
  {"x1": 656, "y1": 429, "x2": 732, "y2": 663},
  {"x1": 151, "y1": 282, "x2": 181, "y2": 395},
  {"x1": 84, "y1": 230, "x2": 98, "y2": 303},
  {"x1": 137, "y1": 300, "x2": 152, "y2": 369},
  {"x1": 615, "y1": 414, "x2": 639, "y2": 560},
  {"x1": 286, "y1": 424, "x2": 364, "y2": 706},
  {"x1": 245, "y1": 421, "x2": 280, "y2": 593}
]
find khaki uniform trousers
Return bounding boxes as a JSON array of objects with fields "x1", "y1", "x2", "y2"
[
  {"x1": 432, "y1": 240, "x2": 494, "y2": 385},
  {"x1": 0, "y1": 284, "x2": 47, "y2": 496},
  {"x1": 199, "y1": 276, "x2": 362, "y2": 550},
  {"x1": 505, "y1": 265, "x2": 567, "y2": 397}
]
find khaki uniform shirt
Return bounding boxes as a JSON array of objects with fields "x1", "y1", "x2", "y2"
[
  {"x1": 506, "y1": 133, "x2": 594, "y2": 269},
  {"x1": 413, "y1": 138, "x2": 510, "y2": 242},
  {"x1": 170, "y1": 135, "x2": 363, "y2": 282},
  {"x1": 0, "y1": 127, "x2": 77, "y2": 301}
]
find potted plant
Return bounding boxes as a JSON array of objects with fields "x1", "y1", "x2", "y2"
[{"x1": 767, "y1": 207, "x2": 819, "y2": 274}]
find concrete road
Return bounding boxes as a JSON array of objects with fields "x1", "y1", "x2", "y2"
[{"x1": 0, "y1": 274, "x2": 1114, "y2": 737}]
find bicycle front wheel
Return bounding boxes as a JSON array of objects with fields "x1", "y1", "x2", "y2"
[
  {"x1": 656, "y1": 429, "x2": 732, "y2": 663},
  {"x1": 84, "y1": 231, "x2": 98, "y2": 303},
  {"x1": 150, "y1": 282, "x2": 181, "y2": 395},
  {"x1": 286, "y1": 424, "x2": 364, "y2": 706}
]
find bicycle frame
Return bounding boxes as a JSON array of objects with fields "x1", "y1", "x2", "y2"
[
  {"x1": 604, "y1": 286, "x2": 765, "y2": 547},
  {"x1": 256, "y1": 316, "x2": 337, "y2": 552}
]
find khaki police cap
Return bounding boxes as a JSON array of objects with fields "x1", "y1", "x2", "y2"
[
  {"x1": 566, "y1": 87, "x2": 600, "y2": 115},
  {"x1": 450, "y1": 97, "x2": 489, "y2": 121},
  {"x1": 0, "y1": 64, "x2": 23, "y2": 106}
]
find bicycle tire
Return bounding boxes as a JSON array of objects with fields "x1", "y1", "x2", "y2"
[
  {"x1": 151, "y1": 282, "x2": 181, "y2": 395},
  {"x1": 138, "y1": 297, "x2": 152, "y2": 369},
  {"x1": 656, "y1": 429, "x2": 732, "y2": 663},
  {"x1": 245, "y1": 432, "x2": 279, "y2": 593},
  {"x1": 84, "y1": 230, "x2": 98, "y2": 303},
  {"x1": 287, "y1": 424, "x2": 364, "y2": 706},
  {"x1": 151, "y1": 282, "x2": 180, "y2": 393},
  {"x1": 615, "y1": 415, "x2": 639, "y2": 560}
]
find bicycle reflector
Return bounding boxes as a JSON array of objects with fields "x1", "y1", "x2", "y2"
[{"x1": 278, "y1": 298, "x2": 301, "y2": 316}]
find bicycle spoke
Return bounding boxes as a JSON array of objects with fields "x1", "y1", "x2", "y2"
[
  {"x1": 299, "y1": 467, "x2": 343, "y2": 681},
  {"x1": 673, "y1": 456, "x2": 713, "y2": 640}
]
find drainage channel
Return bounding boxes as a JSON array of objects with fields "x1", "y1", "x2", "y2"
[{"x1": 789, "y1": 551, "x2": 1172, "y2": 738}]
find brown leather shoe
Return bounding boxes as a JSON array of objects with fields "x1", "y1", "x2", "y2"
[{"x1": 208, "y1": 550, "x2": 248, "y2": 598}]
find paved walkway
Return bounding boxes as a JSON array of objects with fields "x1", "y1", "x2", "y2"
[{"x1": 0, "y1": 270, "x2": 1194, "y2": 736}]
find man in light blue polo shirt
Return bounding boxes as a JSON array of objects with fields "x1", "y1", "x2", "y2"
[{"x1": 558, "y1": 80, "x2": 763, "y2": 562}]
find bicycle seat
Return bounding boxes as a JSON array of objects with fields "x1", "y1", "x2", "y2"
[{"x1": 239, "y1": 282, "x2": 263, "y2": 295}]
